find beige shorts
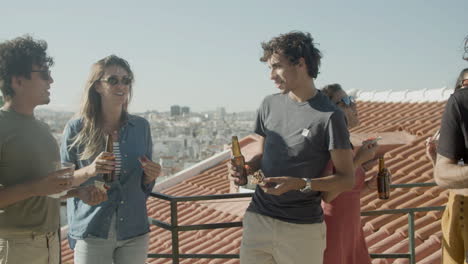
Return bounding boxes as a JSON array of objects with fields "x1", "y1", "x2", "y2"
[
  {"x1": 442, "y1": 192, "x2": 468, "y2": 264},
  {"x1": 0, "y1": 231, "x2": 59, "y2": 264},
  {"x1": 240, "y1": 211, "x2": 326, "y2": 264}
]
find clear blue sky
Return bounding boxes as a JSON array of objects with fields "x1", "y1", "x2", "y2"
[{"x1": 1, "y1": 0, "x2": 466, "y2": 113}]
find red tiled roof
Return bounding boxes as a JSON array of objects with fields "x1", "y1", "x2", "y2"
[{"x1": 61, "y1": 100, "x2": 448, "y2": 264}]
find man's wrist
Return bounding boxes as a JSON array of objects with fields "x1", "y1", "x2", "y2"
[
  {"x1": 26, "y1": 180, "x2": 39, "y2": 197},
  {"x1": 299, "y1": 178, "x2": 312, "y2": 193}
]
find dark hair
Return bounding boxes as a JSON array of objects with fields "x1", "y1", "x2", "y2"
[
  {"x1": 0, "y1": 35, "x2": 54, "y2": 99},
  {"x1": 455, "y1": 68, "x2": 468, "y2": 90},
  {"x1": 321, "y1": 83, "x2": 343, "y2": 100},
  {"x1": 260, "y1": 31, "x2": 322, "y2": 78}
]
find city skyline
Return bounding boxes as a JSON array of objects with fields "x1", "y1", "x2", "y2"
[{"x1": 1, "y1": 0, "x2": 467, "y2": 113}]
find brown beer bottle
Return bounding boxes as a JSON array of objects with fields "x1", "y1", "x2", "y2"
[
  {"x1": 231, "y1": 136, "x2": 247, "y2": 186},
  {"x1": 102, "y1": 134, "x2": 116, "y2": 183},
  {"x1": 377, "y1": 157, "x2": 390, "y2": 200}
]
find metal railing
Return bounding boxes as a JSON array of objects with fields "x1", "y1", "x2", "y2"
[
  {"x1": 361, "y1": 182, "x2": 445, "y2": 264},
  {"x1": 148, "y1": 192, "x2": 252, "y2": 263},
  {"x1": 147, "y1": 182, "x2": 445, "y2": 264}
]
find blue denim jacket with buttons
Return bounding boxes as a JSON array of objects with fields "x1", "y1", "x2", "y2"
[{"x1": 60, "y1": 114, "x2": 154, "y2": 248}]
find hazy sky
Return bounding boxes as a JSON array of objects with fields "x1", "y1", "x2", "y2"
[{"x1": 1, "y1": 0, "x2": 466, "y2": 113}]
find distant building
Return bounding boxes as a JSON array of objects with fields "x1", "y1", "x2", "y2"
[
  {"x1": 170, "y1": 105, "x2": 181, "y2": 116},
  {"x1": 216, "y1": 107, "x2": 226, "y2": 120},
  {"x1": 181, "y1": 106, "x2": 190, "y2": 115}
]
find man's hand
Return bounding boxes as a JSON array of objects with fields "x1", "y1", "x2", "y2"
[
  {"x1": 425, "y1": 137, "x2": 438, "y2": 166},
  {"x1": 227, "y1": 159, "x2": 247, "y2": 185},
  {"x1": 32, "y1": 168, "x2": 74, "y2": 196},
  {"x1": 67, "y1": 185, "x2": 108, "y2": 206},
  {"x1": 260, "y1": 177, "x2": 304, "y2": 195}
]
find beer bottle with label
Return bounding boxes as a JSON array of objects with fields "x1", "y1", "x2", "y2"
[
  {"x1": 102, "y1": 134, "x2": 116, "y2": 183},
  {"x1": 231, "y1": 136, "x2": 247, "y2": 186},
  {"x1": 377, "y1": 157, "x2": 390, "y2": 199}
]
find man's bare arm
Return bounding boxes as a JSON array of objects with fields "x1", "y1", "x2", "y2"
[
  {"x1": 262, "y1": 148, "x2": 355, "y2": 196},
  {"x1": 0, "y1": 183, "x2": 36, "y2": 209},
  {"x1": 245, "y1": 136, "x2": 265, "y2": 172},
  {"x1": 0, "y1": 168, "x2": 73, "y2": 209},
  {"x1": 310, "y1": 148, "x2": 355, "y2": 192},
  {"x1": 434, "y1": 154, "x2": 468, "y2": 189}
]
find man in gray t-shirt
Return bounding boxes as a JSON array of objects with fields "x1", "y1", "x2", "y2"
[
  {"x1": 0, "y1": 35, "x2": 107, "y2": 264},
  {"x1": 229, "y1": 31, "x2": 355, "y2": 264}
]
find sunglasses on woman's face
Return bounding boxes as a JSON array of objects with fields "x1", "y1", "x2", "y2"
[
  {"x1": 31, "y1": 69, "x2": 51, "y2": 81},
  {"x1": 100, "y1": 75, "x2": 132, "y2": 86},
  {"x1": 462, "y1": 79, "x2": 468, "y2": 87},
  {"x1": 337, "y1": 96, "x2": 356, "y2": 107}
]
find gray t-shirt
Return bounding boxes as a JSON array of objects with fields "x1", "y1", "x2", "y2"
[
  {"x1": 0, "y1": 109, "x2": 60, "y2": 234},
  {"x1": 247, "y1": 91, "x2": 351, "y2": 224}
]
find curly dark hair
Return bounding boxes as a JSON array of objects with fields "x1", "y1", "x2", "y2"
[
  {"x1": 260, "y1": 31, "x2": 322, "y2": 78},
  {"x1": 0, "y1": 35, "x2": 54, "y2": 99}
]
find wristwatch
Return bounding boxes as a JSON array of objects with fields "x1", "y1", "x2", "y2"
[{"x1": 300, "y1": 178, "x2": 313, "y2": 193}]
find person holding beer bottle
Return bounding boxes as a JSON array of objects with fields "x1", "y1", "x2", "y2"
[
  {"x1": 228, "y1": 32, "x2": 355, "y2": 264},
  {"x1": 60, "y1": 55, "x2": 161, "y2": 264},
  {"x1": 319, "y1": 84, "x2": 381, "y2": 264}
]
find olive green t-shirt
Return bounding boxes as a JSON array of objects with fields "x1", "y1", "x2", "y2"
[{"x1": 0, "y1": 109, "x2": 60, "y2": 233}]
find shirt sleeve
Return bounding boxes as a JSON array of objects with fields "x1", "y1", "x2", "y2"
[
  {"x1": 254, "y1": 98, "x2": 267, "y2": 137},
  {"x1": 60, "y1": 120, "x2": 79, "y2": 166},
  {"x1": 141, "y1": 119, "x2": 155, "y2": 195},
  {"x1": 326, "y1": 109, "x2": 352, "y2": 150},
  {"x1": 437, "y1": 95, "x2": 465, "y2": 160}
]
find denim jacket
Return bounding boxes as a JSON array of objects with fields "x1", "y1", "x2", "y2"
[{"x1": 60, "y1": 114, "x2": 154, "y2": 248}]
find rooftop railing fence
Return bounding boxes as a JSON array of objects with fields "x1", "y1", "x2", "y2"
[{"x1": 148, "y1": 182, "x2": 444, "y2": 264}]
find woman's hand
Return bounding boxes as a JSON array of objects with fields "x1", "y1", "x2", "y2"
[
  {"x1": 363, "y1": 170, "x2": 392, "y2": 194},
  {"x1": 139, "y1": 156, "x2": 162, "y2": 184},
  {"x1": 63, "y1": 185, "x2": 108, "y2": 206},
  {"x1": 354, "y1": 140, "x2": 378, "y2": 167},
  {"x1": 86, "y1": 152, "x2": 115, "y2": 178}
]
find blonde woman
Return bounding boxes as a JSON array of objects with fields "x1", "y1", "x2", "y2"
[{"x1": 60, "y1": 55, "x2": 161, "y2": 264}]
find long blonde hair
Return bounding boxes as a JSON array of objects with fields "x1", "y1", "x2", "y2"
[{"x1": 70, "y1": 55, "x2": 134, "y2": 160}]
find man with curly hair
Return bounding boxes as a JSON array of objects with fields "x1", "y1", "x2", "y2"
[
  {"x1": 0, "y1": 35, "x2": 106, "y2": 264},
  {"x1": 228, "y1": 31, "x2": 355, "y2": 263}
]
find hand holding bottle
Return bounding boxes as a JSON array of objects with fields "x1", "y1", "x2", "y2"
[
  {"x1": 33, "y1": 167, "x2": 74, "y2": 196},
  {"x1": 86, "y1": 152, "x2": 115, "y2": 178}
]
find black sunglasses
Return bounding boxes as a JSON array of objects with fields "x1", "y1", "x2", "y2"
[
  {"x1": 337, "y1": 96, "x2": 356, "y2": 107},
  {"x1": 100, "y1": 76, "x2": 132, "y2": 86},
  {"x1": 31, "y1": 69, "x2": 51, "y2": 81},
  {"x1": 462, "y1": 79, "x2": 468, "y2": 87}
]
